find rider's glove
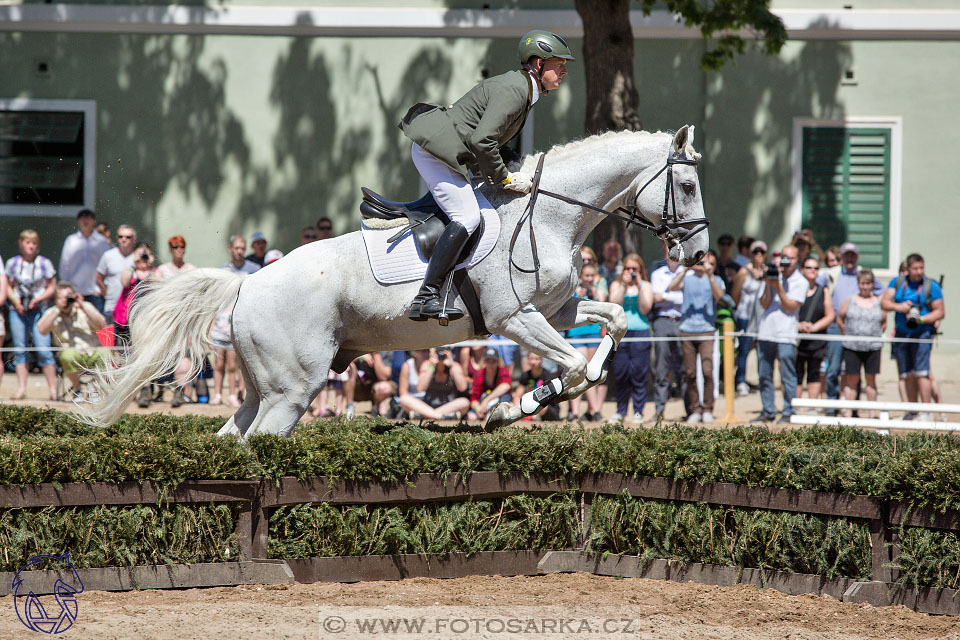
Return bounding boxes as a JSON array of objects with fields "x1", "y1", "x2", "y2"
[{"x1": 502, "y1": 172, "x2": 532, "y2": 194}]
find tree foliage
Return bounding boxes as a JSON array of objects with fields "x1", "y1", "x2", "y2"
[{"x1": 576, "y1": 0, "x2": 787, "y2": 134}]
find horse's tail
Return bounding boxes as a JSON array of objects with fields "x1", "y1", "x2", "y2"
[{"x1": 82, "y1": 268, "x2": 245, "y2": 427}]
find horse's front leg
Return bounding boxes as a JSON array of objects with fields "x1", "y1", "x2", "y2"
[
  {"x1": 483, "y1": 307, "x2": 589, "y2": 432},
  {"x1": 548, "y1": 297, "x2": 628, "y2": 397}
]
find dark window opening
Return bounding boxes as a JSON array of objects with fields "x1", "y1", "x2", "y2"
[{"x1": 0, "y1": 110, "x2": 85, "y2": 206}]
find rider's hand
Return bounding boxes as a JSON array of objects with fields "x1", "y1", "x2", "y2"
[{"x1": 503, "y1": 172, "x2": 532, "y2": 194}]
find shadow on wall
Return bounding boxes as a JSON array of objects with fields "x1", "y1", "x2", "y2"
[
  {"x1": 364, "y1": 47, "x2": 454, "y2": 203},
  {"x1": 0, "y1": 30, "x2": 250, "y2": 264},
  {"x1": 702, "y1": 24, "x2": 851, "y2": 253},
  {"x1": 233, "y1": 36, "x2": 370, "y2": 249},
  {"x1": 235, "y1": 16, "x2": 470, "y2": 246}
]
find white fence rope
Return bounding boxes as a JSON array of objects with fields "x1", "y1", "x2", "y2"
[{"x1": 0, "y1": 331, "x2": 948, "y2": 353}]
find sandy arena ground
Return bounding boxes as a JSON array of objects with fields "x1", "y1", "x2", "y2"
[{"x1": 2, "y1": 573, "x2": 959, "y2": 639}]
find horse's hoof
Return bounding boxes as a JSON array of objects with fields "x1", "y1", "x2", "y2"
[{"x1": 483, "y1": 402, "x2": 511, "y2": 433}]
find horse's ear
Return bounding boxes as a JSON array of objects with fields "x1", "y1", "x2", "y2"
[{"x1": 673, "y1": 125, "x2": 693, "y2": 155}]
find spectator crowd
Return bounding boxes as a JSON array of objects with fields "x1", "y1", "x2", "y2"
[{"x1": 0, "y1": 210, "x2": 946, "y2": 424}]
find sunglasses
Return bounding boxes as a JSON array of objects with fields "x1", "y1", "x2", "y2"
[
  {"x1": 803, "y1": 266, "x2": 819, "y2": 270},
  {"x1": 317, "y1": 225, "x2": 332, "y2": 231},
  {"x1": 117, "y1": 234, "x2": 135, "y2": 239},
  {"x1": 302, "y1": 233, "x2": 319, "y2": 239},
  {"x1": 752, "y1": 248, "x2": 766, "y2": 254},
  {"x1": 169, "y1": 245, "x2": 185, "y2": 249}
]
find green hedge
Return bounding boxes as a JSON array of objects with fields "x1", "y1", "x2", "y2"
[
  {"x1": 3, "y1": 407, "x2": 960, "y2": 511},
  {"x1": 588, "y1": 493, "x2": 871, "y2": 580},
  {"x1": 268, "y1": 493, "x2": 579, "y2": 558},
  {"x1": 0, "y1": 504, "x2": 237, "y2": 571},
  {"x1": 3, "y1": 406, "x2": 960, "y2": 588}
]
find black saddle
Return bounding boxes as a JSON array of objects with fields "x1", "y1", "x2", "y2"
[{"x1": 359, "y1": 187, "x2": 483, "y2": 262}]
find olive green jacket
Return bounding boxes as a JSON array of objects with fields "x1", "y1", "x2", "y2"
[{"x1": 399, "y1": 70, "x2": 534, "y2": 186}]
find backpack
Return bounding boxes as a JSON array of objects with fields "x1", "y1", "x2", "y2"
[{"x1": 893, "y1": 274, "x2": 932, "y2": 309}]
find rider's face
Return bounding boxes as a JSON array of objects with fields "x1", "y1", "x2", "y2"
[{"x1": 540, "y1": 58, "x2": 567, "y2": 91}]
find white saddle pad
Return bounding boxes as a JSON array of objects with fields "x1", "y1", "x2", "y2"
[{"x1": 360, "y1": 207, "x2": 500, "y2": 284}]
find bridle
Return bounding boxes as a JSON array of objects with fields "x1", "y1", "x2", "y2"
[{"x1": 509, "y1": 151, "x2": 710, "y2": 273}]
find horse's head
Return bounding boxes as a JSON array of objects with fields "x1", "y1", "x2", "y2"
[{"x1": 631, "y1": 125, "x2": 710, "y2": 267}]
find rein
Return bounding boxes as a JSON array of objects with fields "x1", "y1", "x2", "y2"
[{"x1": 508, "y1": 152, "x2": 710, "y2": 274}]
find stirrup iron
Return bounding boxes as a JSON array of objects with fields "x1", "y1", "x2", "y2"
[{"x1": 437, "y1": 270, "x2": 456, "y2": 327}]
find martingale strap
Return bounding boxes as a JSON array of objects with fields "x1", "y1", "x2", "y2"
[{"x1": 508, "y1": 152, "x2": 710, "y2": 274}]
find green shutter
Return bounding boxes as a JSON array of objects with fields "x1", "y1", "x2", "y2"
[{"x1": 801, "y1": 126, "x2": 891, "y2": 269}]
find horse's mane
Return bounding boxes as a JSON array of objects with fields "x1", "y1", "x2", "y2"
[
  {"x1": 542, "y1": 129, "x2": 666, "y2": 162},
  {"x1": 483, "y1": 128, "x2": 696, "y2": 207}
]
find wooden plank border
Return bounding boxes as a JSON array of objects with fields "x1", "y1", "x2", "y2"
[
  {"x1": 260, "y1": 472, "x2": 575, "y2": 507},
  {"x1": 0, "y1": 479, "x2": 258, "y2": 508},
  {"x1": 285, "y1": 550, "x2": 546, "y2": 583},
  {"x1": 0, "y1": 560, "x2": 293, "y2": 596},
  {"x1": 538, "y1": 551, "x2": 960, "y2": 616}
]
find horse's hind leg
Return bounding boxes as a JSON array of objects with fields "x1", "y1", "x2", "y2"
[
  {"x1": 242, "y1": 345, "x2": 337, "y2": 439},
  {"x1": 217, "y1": 348, "x2": 260, "y2": 438}
]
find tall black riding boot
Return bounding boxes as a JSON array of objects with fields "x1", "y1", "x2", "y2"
[{"x1": 408, "y1": 221, "x2": 471, "y2": 321}]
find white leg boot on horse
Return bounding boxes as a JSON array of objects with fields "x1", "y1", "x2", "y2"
[
  {"x1": 83, "y1": 128, "x2": 709, "y2": 438},
  {"x1": 484, "y1": 298, "x2": 628, "y2": 432}
]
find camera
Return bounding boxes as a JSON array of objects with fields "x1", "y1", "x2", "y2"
[
  {"x1": 138, "y1": 252, "x2": 150, "y2": 261},
  {"x1": 763, "y1": 252, "x2": 791, "y2": 280},
  {"x1": 906, "y1": 304, "x2": 922, "y2": 329},
  {"x1": 64, "y1": 295, "x2": 76, "y2": 308},
  {"x1": 763, "y1": 259, "x2": 780, "y2": 280},
  {"x1": 17, "y1": 285, "x2": 33, "y2": 309},
  {"x1": 436, "y1": 346, "x2": 452, "y2": 360}
]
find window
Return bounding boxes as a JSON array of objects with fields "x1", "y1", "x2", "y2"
[
  {"x1": 0, "y1": 99, "x2": 96, "y2": 217},
  {"x1": 791, "y1": 118, "x2": 902, "y2": 271}
]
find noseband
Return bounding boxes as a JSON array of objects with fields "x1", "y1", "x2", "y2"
[{"x1": 509, "y1": 151, "x2": 711, "y2": 273}]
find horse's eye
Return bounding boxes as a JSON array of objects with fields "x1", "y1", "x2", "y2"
[{"x1": 681, "y1": 182, "x2": 696, "y2": 196}]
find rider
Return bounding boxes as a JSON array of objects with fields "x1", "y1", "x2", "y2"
[{"x1": 399, "y1": 30, "x2": 574, "y2": 322}]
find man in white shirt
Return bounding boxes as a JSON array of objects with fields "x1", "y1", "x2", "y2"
[
  {"x1": 755, "y1": 244, "x2": 807, "y2": 423},
  {"x1": 649, "y1": 245, "x2": 689, "y2": 418},
  {"x1": 59, "y1": 209, "x2": 110, "y2": 314},
  {"x1": 96, "y1": 224, "x2": 137, "y2": 324}
]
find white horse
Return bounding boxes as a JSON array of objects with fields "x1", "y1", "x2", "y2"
[{"x1": 85, "y1": 126, "x2": 709, "y2": 437}]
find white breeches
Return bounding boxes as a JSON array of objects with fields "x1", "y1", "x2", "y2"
[{"x1": 411, "y1": 143, "x2": 486, "y2": 234}]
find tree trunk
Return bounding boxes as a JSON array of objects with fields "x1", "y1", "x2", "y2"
[
  {"x1": 576, "y1": 0, "x2": 645, "y2": 255},
  {"x1": 576, "y1": 0, "x2": 642, "y2": 136}
]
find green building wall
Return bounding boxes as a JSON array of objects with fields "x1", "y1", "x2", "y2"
[{"x1": 0, "y1": 5, "x2": 956, "y2": 346}]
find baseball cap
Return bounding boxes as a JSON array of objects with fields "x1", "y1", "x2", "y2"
[
  {"x1": 264, "y1": 249, "x2": 284, "y2": 265},
  {"x1": 840, "y1": 242, "x2": 859, "y2": 256},
  {"x1": 483, "y1": 347, "x2": 499, "y2": 361},
  {"x1": 749, "y1": 240, "x2": 767, "y2": 253},
  {"x1": 251, "y1": 231, "x2": 267, "y2": 243}
]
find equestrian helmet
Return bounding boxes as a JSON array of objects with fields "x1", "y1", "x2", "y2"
[{"x1": 518, "y1": 30, "x2": 575, "y2": 65}]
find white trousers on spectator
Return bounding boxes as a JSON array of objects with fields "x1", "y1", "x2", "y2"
[{"x1": 411, "y1": 143, "x2": 484, "y2": 234}]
